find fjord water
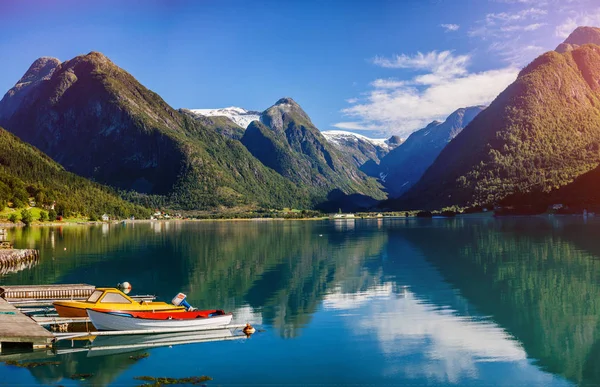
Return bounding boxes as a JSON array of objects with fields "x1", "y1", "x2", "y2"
[{"x1": 2, "y1": 218, "x2": 599, "y2": 386}]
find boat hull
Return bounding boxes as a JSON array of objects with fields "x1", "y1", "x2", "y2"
[
  {"x1": 87, "y1": 309, "x2": 233, "y2": 331},
  {"x1": 54, "y1": 303, "x2": 89, "y2": 317}
]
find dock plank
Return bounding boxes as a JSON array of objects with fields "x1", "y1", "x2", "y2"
[{"x1": 0, "y1": 298, "x2": 53, "y2": 350}]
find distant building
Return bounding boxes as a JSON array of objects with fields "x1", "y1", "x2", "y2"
[
  {"x1": 332, "y1": 213, "x2": 355, "y2": 219},
  {"x1": 101, "y1": 214, "x2": 110, "y2": 221},
  {"x1": 551, "y1": 204, "x2": 564, "y2": 210}
]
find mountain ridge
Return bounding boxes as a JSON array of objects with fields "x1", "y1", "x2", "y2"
[
  {"x1": 241, "y1": 97, "x2": 386, "y2": 205},
  {"x1": 395, "y1": 35, "x2": 600, "y2": 210},
  {"x1": 379, "y1": 106, "x2": 485, "y2": 197},
  {"x1": 0, "y1": 52, "x2": 310, "y2": 210}
]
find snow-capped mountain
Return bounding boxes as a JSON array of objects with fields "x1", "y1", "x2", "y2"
[
  {"x1": 189, "y1": 107, "x2": 261, "y2": 129},
  {"x1": 320, "y1": 130, "x2": 403, "y2": 172},
  {"x1": 321, "y1": 130, "x2": 397, "y2": 150}
]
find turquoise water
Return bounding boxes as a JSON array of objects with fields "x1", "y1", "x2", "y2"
[{"x1": 1, "y1": 217, "x2": 599, "y2": 386}]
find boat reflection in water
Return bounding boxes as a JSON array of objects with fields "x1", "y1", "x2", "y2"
[
  {"x1": 1, "y1": 328, "x2": 247, "y2": 386},
  {"x1": 56, "y1": 328, "x2": 244, "y2": 357}
]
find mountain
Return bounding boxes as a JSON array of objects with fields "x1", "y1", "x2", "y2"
[
  {"x1": 556, "y1": 26, "x2": 600, "y2": 53},
  {"x1": 180, "y1": 109, "x2": 245, "y2": 140},
  {"x1": 378, "y1": 106, "x2": 485, "y2": 197},
  {"x1": 0, "y1": 125, "x2": 149, "y2": 218},
  {"x1": 241, "y1": 97, "x2": 386, "y2": 207},
  {"x1": 188, "y1": 107, "x2": 260, "y2": 129},
  {"x1": 0, "y1": 52, "x2": 308, "y2": 210},
  {"x1": 0, "y1": 57, "x2": 60, "y2": 120},
  {"x1": 395, "y1": 28, "x2": 600, "y2": 210},
  {"x1": 321, "y1": 130, "x2": 401, "y2": 169}
]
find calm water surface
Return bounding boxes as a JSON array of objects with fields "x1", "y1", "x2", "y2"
[{"x1": 1, "y1": 217, "x2": 599, "y2": 386}]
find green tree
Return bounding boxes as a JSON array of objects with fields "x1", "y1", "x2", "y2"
[
  {"x1": 34, "y1": 191, "x2": 46, "y2": 207},
  {"x1": 20, "y1": 209, "x2": 33, "y2": 226},
  {"x1": 8, "y1": 213, "x2": 17, "y2": 223},
  {"x1": 48, "y1": 209, "x2": 57, "y2": 221},
  {"x1": 39, "y1": 210, "x2": 48, "y2": 222},
  {"x1": 11, "y1": 197, "x2": 25, "y2": 209}
]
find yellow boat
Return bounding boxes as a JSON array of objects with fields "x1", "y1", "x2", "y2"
[{"x1": 53, "y1": 288, "x2": 186, "y2": 317}]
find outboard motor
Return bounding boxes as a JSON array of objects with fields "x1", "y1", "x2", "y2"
[{"x1": 172, "y1": 293, "x2": 195, "y2": 311}]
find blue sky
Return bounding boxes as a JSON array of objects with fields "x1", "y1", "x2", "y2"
[{"x1": 0, "y1": 0, "x2": 598, "y2": 137}]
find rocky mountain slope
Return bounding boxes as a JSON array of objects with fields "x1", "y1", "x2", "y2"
[
  {"x1": 0, "y1": 57, "x2": 60, "y2": 120},
  {"x1": 556, "y1": 26, "x2": 600, "y2": 53},
  {"x1": 0, "y1": 52, "x2": 308, "y2": 210},
  {"x1": 241, "y1": 98, "x2": 386, "y2": 206},
  {"x1": 321, "y1": 130, "x2": 401, "y2": 169},
  {"x1": 395, "y1": 27, "x2": 600, "y2": 210},
  {"x1": 188, "y1": 107, "x2": 260, "y2": 129},
  {"x1": 379, "y1": 106, "x2": 485, "y2": 197}
]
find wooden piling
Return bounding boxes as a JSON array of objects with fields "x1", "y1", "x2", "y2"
[{"x1": 0, "y1": 249, "x2": 39, "y2": 275}]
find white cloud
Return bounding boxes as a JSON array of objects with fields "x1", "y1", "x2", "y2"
[
  {"x1": 371, "y1": 79, "x2": 407, "y2": 89},
  {"x1": 500, "y1": 22, "x2": 546, "y2": 32},
  {"x1": 373, "y1": 51, "x2": 469, "y2": 76},
  {"x1": 332, "y1": 122, "x2": 382, "y2": 131},
  {"x1": 493, "y1": 0, "x2": 547, "y2": 3},
  {"x1": 467, "y1": 4, "x2": 552, "y2": 66},
  {"x1": 346, "y1": 98, "x2": 358, "y2": 104},
  {"x1": 485, "y1": 8, "x2": 547, "y2": 24},
  {"x1": 337, "y1": 51, "x2": 518, "y2": 137},
  {"x1": 555, "y1": 8, "x2": 600, "y2": 38},
  {"x1": 441, "y1": 23, "x2": 460, "y2": 32},
  {"x1": 489, "y1": 42, "x2": 544, "y2": 66}
]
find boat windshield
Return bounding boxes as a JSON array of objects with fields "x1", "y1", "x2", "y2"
[
  {"x1": 100, "y1": 292, "x2": 131, "y2": 304},
  {"x1": 86, "y1": 290, "x2": 103, "y2": 303}
]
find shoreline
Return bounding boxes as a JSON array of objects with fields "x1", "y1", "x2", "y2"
[
  {"x1": 0, "y1": 217, "x2": 333, "y2": 228},
  {"x1": 0, "y1": 212, "x2": 591, "y2": 228}
]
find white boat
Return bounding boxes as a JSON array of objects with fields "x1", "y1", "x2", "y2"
[{"x1": 87, "y1": 309, "x2": 233, "y2": 331}]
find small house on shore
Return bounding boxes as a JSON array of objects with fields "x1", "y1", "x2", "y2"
[
  {"x1": 101, "y1": 214, "x2": 110, "y2": 221},
  {"x1": 332, "y1": 213, "x2": 355, "y2": 219}
]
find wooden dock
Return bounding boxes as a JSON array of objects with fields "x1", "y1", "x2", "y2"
[
  {"x1": 0, "y1": 284, "x2": 95, "y2": 302},
  {"x1": 0, "y1": 298, "x2": 53, "y2": 350}
]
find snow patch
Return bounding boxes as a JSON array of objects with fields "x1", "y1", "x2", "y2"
[
  {"x1": 321, "y1": 130, "x2": 399, "y2": 149},
  {"x1": 189, "y1": 107, "x2": 261, "y2": 129}
]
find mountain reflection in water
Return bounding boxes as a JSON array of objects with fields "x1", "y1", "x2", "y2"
[{"x1": 2, "y1": 218, "x2": 595, "y2": 385}]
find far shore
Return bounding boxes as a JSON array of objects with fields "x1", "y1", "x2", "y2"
[
  {"x1": 0, "y1": 217, "x2": 335, "y2": 228},
  {"x1": 1, "y1": 210, "x2": 594, "y2": 228}
]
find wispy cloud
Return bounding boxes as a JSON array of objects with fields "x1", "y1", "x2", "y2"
[
  {"x1": 332, "y1": 122, "x2": 380, "y2": 131},
  {"x1": 336, "y1": 51, "x2": 518, "y2": 137},
  {"x1": 373, "y1": 51, "x2": 469, "y2": 81},
  {"x1": 485, "y1": 8, "x2": 547, "y2": 24},
  {"x1": 441, "y1": 23, "x2": 460, "y2": 32},
  {"x1": 371, "y1": 79, "x2": 407, "y2": 89},
  {"x1": 500, "y1": 23, "x2": 546, "y2": 32},
  {"x1": 555, "y1": 8, "x2": 600, "y2": 38},
  {"x1": 467, "y1": 4, "x2": 551, "y2": 66}
]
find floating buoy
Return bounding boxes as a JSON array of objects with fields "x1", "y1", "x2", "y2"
[{"x1": 243, "y1": 323, "x2": 256, "y2": 335}]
